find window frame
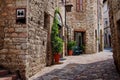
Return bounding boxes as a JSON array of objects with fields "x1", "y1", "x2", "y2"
[{"x1": 76, "y1": 0, "x2": 83, "y2": 12}]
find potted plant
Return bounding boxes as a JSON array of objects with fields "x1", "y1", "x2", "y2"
[
  {"x1": 67, "y1": 41, "x2": 76, "y2": 55},
  {"x1": 52, "y1": 36, "x2": 63, "y2": 63},
  {"x1": 51, "y1": 9, "x2": 63, "y2": 63},
  {"x1": 80, "y1": 45, "x2": 85, "y2": 53}
]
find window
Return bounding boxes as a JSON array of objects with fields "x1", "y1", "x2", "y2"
[
  {"x1": 76, "y1": 0, "x2": 83, "y2": 12},
  {"x1": 104, "y1": 18, "x2": 108, "y2": 27},
  {"x1": 44, "y1": 12, "x2": 50, "y2": 29},
  {"x1": 95, "y1": 30, "x2": 97, "y2": 39}
]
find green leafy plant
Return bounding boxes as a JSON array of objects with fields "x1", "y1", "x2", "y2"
[
  {"x1": 80, "y1": 45, "x2": 85, "y2": 51},
  {"x1": 51, "y1": 8, "x2": 63, "y2": 54},
  {"x1": 52, "y1": 36, "x2": 63, "y2": 53},
  {"x1": 67, "y1": 41, "x2": 76, "y2": 50}
]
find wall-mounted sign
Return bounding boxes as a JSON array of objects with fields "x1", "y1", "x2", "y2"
[
  {"x1": 17, "y1": 8, "x2": 25, "y2": 18},
  {"x1": 16, "y1": 8, "x2": 26, "y2": 24}
]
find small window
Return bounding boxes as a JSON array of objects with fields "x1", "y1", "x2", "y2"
[
  {"x1": 76, "y1": 0, "x2": 83, "y2": 12},
  {"x1": 16, "y1": 8, "x2": 26, "y2": 24},
  {"x1": 95, "y1": 30, "x2": 97, "y2": 39},
  {"x1": 44, "y1": 12, "x2": 50, "y2": 29}
]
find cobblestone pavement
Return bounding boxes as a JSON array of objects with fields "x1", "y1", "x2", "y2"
[{"x1": 31, "y1": 49, "x2": 120, "y2": 80}]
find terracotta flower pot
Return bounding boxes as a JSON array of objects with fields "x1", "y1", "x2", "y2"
[
  {"x1": 54, "y1": 53, "x2": 60, "y2": 63},
  {"x1": 68, "y1": 50, "x2": 73, "y2": 56}
]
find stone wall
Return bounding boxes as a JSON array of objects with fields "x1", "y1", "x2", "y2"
[
  {"x1": 0, "y1": 0, "x2": 27, "y2": 79},
  {"x1": 0, "y1": 0, "x2": 4, "y2": 50},
  {"x1": 44, "y1": 0, "x2": 58, "y2": 66},
  {"x1": 108, "y1": 0, "x2": 120, "y2": 73},
  {"x1": 27, "y1": 0, "x2": 48, "y2": 78},
  {"x1": 26, "y1": 0, "x2": 59, "y2": 79},
  {"x1": 103, "y1": 0, "x2": 111, "y2": 48},
  {"x1": 66, "y1": 0, "x2": 104, "y2": 54},
  {"x1": 0, "y1": 0, "x2": 57, "y2": 79}
]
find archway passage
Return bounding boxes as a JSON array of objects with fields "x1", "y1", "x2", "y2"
[{"x1": 45, "y1": 11, "x2": 64, "y2": 66}]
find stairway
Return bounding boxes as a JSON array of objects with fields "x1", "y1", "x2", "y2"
[{"x1": 0, "y1": 68, "x2": 18, "y2": 80}]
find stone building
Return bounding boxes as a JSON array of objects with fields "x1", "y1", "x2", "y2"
[
  {"x1": 108, "y1": 0, "x2": 120, "y2": 73},
  {"x1": 103, "y1": 0, "x2": 111, "y2": 48},
  {"x1": 0, "y1": 0, "x2": 65, "y2": 79},
  {"x1": 65, "y1": 0, "x2": 104, "y2": 54}
]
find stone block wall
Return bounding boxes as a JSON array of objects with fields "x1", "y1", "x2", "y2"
[
  {"x1": 0, "y1": 0, "x2": 4, "y2": 49},
  {"x1": 108, "y1": 0, "x2": 120, "y2": 73},
  {"x1": 66, "y1": 0, "x2": 103, "y2": 54},
  {"x1": 0, "y1": 0, "x2": 59, "y2": 79},
  {"x1": 27, "y1": 0, "x2": 48, "y2": 78},
  {"x1": 0, "y1": 0, "x2": 27, "y2": 79},
  {"x1": 43, "y1": 0, "x2": 57, "y2": 66}
]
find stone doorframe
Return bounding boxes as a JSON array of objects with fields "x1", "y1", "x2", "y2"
[
  {"x1": 99, "y1": 29, "x2": 103, "y2": 51},
  {"x1": 44, "y1": 12, "x2": 52, "y2": 66}
]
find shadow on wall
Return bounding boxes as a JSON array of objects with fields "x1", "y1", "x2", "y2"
[{"x1": 33, "y1": 59, "x2": 120, "y2": 80}]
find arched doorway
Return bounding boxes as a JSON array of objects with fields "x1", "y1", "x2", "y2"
[
  {"x1": 55, "y1": 12, "x2": 64, "y2": 57},
  {"x1": 45, "y1": 11, "x2": 64, "y2": 66}
]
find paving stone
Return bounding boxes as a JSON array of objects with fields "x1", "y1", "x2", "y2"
[
  {"x1": 80, "y1": 76, "x2": 88, "y2": 79},
  {"x1": 94, "y1": 79, "x2": 103, "y2": 80},
  {"x1": 33, "y1": 50, "x2": 120, "y2": 80},
  {"x1": 91, "y1": 74, "x2": 98, "y2": 78},
  {"x1": 51, "y1": 77, "x2": 59, "y2": 80}
]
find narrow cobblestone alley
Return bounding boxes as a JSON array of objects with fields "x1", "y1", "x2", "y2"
[
  {"x1": 0, "y1": 0, "x2": 120, "y2": 80},
  {"x1": 30, "y1": 49, "x2": 120, "y2": 80}
]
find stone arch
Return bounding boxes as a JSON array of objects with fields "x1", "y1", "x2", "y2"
[
  {"x1": 45, "y1": 10, "x2": 64, "y2": 66},
  {"x1": 55, "y1": 12, "x2": 64, "y2": 39}
]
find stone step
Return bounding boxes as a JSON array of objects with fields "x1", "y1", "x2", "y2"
[
  {"x1": 0, "y1": 74, "x2": 17, "y2": 80},
  {"x1": 0, "y1": 77, "x2": 12, "y2": 80},
  {"x1": 0, "y1": 70, "x2": 8, "y2": 77},
  {"x1": 0, "y1": 67, "x2": 19, "y2": 80}
]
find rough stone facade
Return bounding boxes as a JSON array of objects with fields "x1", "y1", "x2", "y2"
[
  {"x1": 27, "y1": 0, "x2": 48, "y2": 78},
  {"x1": 0, "y1": 0, "x2": 61, "y2": 79},
  {"x1": 103, "y1": 0, "x2": 111, "y2": 48},
  {"x1": 66, "y1": 0, "x2": 104, "y2": 54},
  {"x1": 108, "y1": 0, "x2": 120, "y2": 73},
  {"x1": 0, "y1": 0, "x2": 27, "y2": 79}
]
